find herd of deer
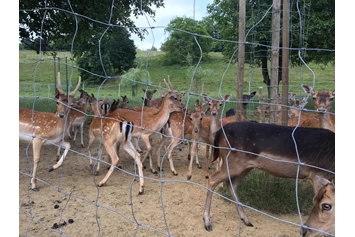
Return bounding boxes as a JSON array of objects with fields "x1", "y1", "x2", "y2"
[{"x1": 19, "y1": 72, "x2": 335, "y2": 236}]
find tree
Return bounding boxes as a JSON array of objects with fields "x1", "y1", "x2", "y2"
[
  {"x1": 161, "y1": 17, "x2": 212, "y2": 65},
  {"x1": 120, "y1": 62, "x2": 152, "y2": 97},
  {"x1": 19, "y1": 0, "x2": 164, "y2": 83},
  {"x1": 76, "y1": 27, "x2": 137, "y2": 83},
  {"x1": 206, "y1": 0, "x2": 335, "y2": 95},
  {"x1": 185, "y1": 54, "x2": 214, "y2": 93}
]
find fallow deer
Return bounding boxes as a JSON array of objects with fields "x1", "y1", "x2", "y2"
[
  {"x1": 155, "y1": 94, "x2": 230, "y2": 178},
  {"x1": 225, "y1": 91, "x2": 257, "y2": 120},
  {"x1": 203, "y1": 121, "x2": 334, "y2": 230},
  {"x1": 19, "y1": 72, "x2": 81, "y2": 191},
  {"x1": 299, "y1": 85, "x2": 335, "y2": 132},
  {"x1": 110, "y1": 86, "x2": 186, "y2": 174},
  {"x1": 155, "y1": 100, "x2": 209, "y2": 178},
  {"x1": 68, "y1": 89, "x2": 93, "y2": 148},
  {"x1": 87, "y1": 95, "x2": 144, "y2": 194},
  {"x1": 301, "y1": 176, "x2": 335, "y2": 237},
  {"x1": 109, "y1": 99, "x2": 120, "y2": 113}
]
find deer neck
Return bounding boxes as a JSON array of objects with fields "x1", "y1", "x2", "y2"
[
  {"x1": 209, "y1": 115, "x2": 220, "y2": 142},
  {"x1": 150, "y1": 97, "x2": 172, "y2": 131},
  {"x1": 319, "y1": 113, "x2": 335, "y2": 132}
]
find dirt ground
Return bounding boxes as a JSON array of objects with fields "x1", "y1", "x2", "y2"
[{"x1": 19, "y1": 132, "x2": 306, "y2": 237}]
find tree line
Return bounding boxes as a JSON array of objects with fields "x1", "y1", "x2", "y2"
[{"x1": 19, "y1": 0, "x2": 334, "y2": 87}]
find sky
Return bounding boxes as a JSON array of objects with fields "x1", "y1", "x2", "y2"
[{"x1": 130, "y1": 0, "x2": 213, "y2": 50}]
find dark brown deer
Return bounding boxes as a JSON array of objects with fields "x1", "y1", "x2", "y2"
[
  {"x1": 225, "y1": 91, "x2": 257, "y2": 120},
  {"x1": 203, "y1": 121, "x2": 334, "y2": 231}
]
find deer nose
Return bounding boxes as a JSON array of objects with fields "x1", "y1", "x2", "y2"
[
  {"x1": 212, "y1": 112, "x2": 217, "y2": 116},
  {"x1": 194, "y1": 128, "x2": 199, "y2": 133},
  {"x1": 317, "y1": 109, "x2": 326, "y2": 113},
  {"x1": 59, "y1": 113, "x2": 65, "y2": 118}
]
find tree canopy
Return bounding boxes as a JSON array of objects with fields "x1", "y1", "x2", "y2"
[
  {"x1": 204, "y1": 0, "x2": 335, "y2": 65},
  {"x1": 19, "y1": 0, "x2": 164, "y2": 83},
  {"x1": 161, "y1": 17, "x2": 212, "y2": 65}
]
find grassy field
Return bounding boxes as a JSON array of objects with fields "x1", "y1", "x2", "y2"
[{"x1": 19, "y1": 49, "x2": 335, "y2": 114}]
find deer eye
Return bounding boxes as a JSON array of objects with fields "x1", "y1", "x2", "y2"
[
  {"x1": 189, "y1": 117, "x2": 193, "y2": 121},
  {"x1": 322, "y1": 203, "x2": 332, "y2": 211},
  {"x1": 312, "y1": 97, "x2": 317, "y2": 101},
  {"x1": 200, "y1": 117, "x2": 203, "y2": 121},
  {"x1": 329, "y1": 97, "x2": 334, "y2": 101}
]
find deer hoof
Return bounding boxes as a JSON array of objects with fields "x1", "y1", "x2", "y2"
[
  {"x1": 197, "y1": 164, "x2": 202, "y2": 169},
  {"x1": 152, "y1": 170, "x2": 158, "y2": 175},
  {"x1": 205, "y1": 225, "x2": 212, "y2": 232},
  {"x1": 49, "y1": 166, "x2": 54, "y2": 172},
  {"x1": 205, "y1": 175, "x2": 209, "y2": 179},
  {"x1": 81, "y1": 144, "x2": 85, "y2": 148},
  {"x1": 32, "y1": 187, "x2": 39, "y2": 192},
  {"x1": 187, "y1": 175, "x2": 192, "y2": 180},
  {"x1": 246, "y1": 222, "x2": 254, "y2": 227},
  {"x1": 173, "y1": 172, "x2": 178, "y2": 176}
]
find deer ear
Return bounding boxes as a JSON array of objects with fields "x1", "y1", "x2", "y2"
[
  {"x1": 250, "y1": 91, "x2": 257, "y2": 98},
  {"x1": 143, "y1": 89, "x2": 146, "y2": 93},
  {"x1": 224, "y1": 94, "x2": 231, "y2": 102},
  {"x1": 153, "y1": 89, "x2": 157, "y2": 93},
  {"x1": 332, "y1": 90, "x2": 335, "y2": 97},
  {"x1": 302, "y1": 85, "x2": 314, "y2": 95}
]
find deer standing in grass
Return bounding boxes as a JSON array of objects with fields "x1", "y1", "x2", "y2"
[
  {"x1": 203, "y1": 121, "x2": 334, "y2": 231},
  {"x1": 19, "y1": 72, "x2": 81, "y2": 191},
  {"x1": 301, "y1": 176, "x2": 335, "y2": 237},
  {"x1": 87, "y1": 95, "x2": 144, "y2": 194}
]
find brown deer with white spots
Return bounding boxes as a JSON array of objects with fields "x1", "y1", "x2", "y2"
[
  {"x1": 86, "y1": 95, "x2": 144, "y2": 194},
  {"x1": 19, "y1": 72, "x2": 81, "y2": 191},
  {"x1": 203, "y1": 121, "x2": 334, "y2": 231}
]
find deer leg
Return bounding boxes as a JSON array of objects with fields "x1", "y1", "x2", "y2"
[
  {"x1": 187, "y1": 141, "x2": 198, "y2": 180},
  {"x1": 73, "y1": 126, "x2": 78, "y2": 141},
  {"x1": 165, "y1": 138, "x2": 181, "y2": 176},
  {"x1": 225, "y1": 168, "x2": 253, "y2": 227},
  {"x1": 56, "y1": 144, "x2": 61, "y2": 162},
  {"x1": 141, "y1": 135, "x2": 157, "y2": 174},
  {"x1": 205, "y1": 145, "x2": 211, "y2": 179},
  {"x1": 98, "y1": 142, "x2": 119, "y2": 187},
  {"x1": 132, "y1": 137, "x2": 142, "y2": 153},
  {"x1": 49, "y1": 140, "x2": 70, "y2": 171},
  {"x1": 123, "y1": 141, "x2": 144, "y2": 195},
  {"x1": 187, "y1": 142, "x2": 191, "y2": 161},
  {"x1": 194, "y1": 142, "x2": 201, "y2": 169},
  {"x1": 31, "y1": 138, "x2": 45, "y2": 191},
  {"x1": 80, "y1": 122, "x2": 85, "y2": 148},
  {"x1": 203, "y1": 167, "x2": 229, "y2": 231},
  {"x1": 155, "y1": 134, "x2": 167, "y2": 172}
]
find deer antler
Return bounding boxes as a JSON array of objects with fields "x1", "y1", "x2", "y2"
[
  {"x1": 56, "y1": 72, "x2": 65, "y2": 95},
  {"x1": 164, "y1": 78, "x2": 172, "y2": 91},
  {"x1": 69, "y1": 76, "x2": 82, "y2": 97}
]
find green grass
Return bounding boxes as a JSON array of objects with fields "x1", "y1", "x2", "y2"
[
  {"x1": 19, "y1": 49, "x2": 335, "y2": 113},
  {"x1": 217, "y1": 170, "x2": 314, "y2": 214}
]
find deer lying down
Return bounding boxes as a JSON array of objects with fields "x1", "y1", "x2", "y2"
[
  {"x1": 203, "y1": 121, "x2": 335, "y2": 231},
  {"x1": 301, "y1": 176, "x2": 335, "y2": 237}
]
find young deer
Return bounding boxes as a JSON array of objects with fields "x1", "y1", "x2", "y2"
[
  {"x1": 111, "y1": 89, "x2": 186, "y2": 174},
  {"x1": 56, "y1": 91, "x2": 92, "y2": 161},
  {"x1": 301, "y1": 176, "x2": 335, "y2": 237},
  {"x1": 68, "y1": 89, "x2": 93, "y2": 147},
  {"x1": 155, "y1": 99, "x2": 209, "y2": 178},
  {"x1": 203, "y1": 121, "x2": 334, "y2": 230},
  {"x1": 86, "y1": 95, "x2": 144, "y2": 194},
  {"x1": 19, "y1": 72, "x2": 81, "y2": 191}
]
